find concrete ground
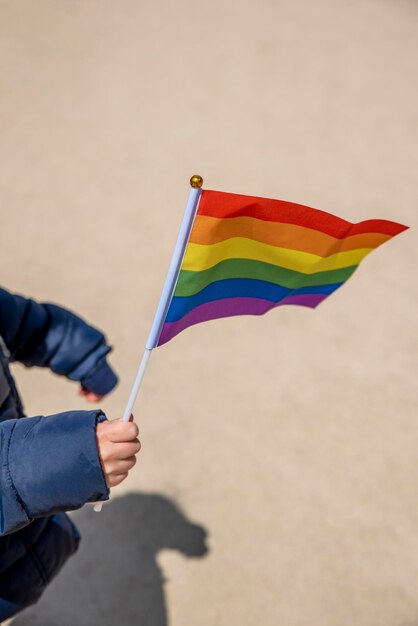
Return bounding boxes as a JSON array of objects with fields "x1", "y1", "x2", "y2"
[{"x1": 1, "y1": 1, "x2": 417, "y2": 624}]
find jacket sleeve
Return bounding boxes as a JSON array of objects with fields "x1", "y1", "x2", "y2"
[
  {"x1": 0, "y1": 409, "x2": 109, "y2": 536},
  {"x1": 0, "y1": 287, "x2": 118, "y2": 395}
]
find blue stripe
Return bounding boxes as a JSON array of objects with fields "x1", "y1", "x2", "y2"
[{"x1": 166, "y1": 279, "x2": 342, "y2": 322}]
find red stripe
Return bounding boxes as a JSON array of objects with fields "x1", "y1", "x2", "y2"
[{"x1": 199, "y1": 190, "x2": 408, "y2": 239}]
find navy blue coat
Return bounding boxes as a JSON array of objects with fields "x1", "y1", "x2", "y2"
[{"x1": 0, "y1": 287, "x2": 118, "y2": 620}]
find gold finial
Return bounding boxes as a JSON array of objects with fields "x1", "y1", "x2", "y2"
[{"x1": 190, "y1": 174, "x2": 203, "y2": 188}]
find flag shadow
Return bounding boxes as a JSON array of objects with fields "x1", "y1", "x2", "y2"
[{"x1": 13, "y1": 493, "x2": 209, "y2": 626}]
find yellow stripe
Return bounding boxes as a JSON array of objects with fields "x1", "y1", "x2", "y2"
[{"x1": 183, "y1": 238, "x2": 373, "y2": 274}]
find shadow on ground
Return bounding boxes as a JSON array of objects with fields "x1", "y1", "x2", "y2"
[{"x1": 14, "y1": 493, "x2": 208, "y2": 626}]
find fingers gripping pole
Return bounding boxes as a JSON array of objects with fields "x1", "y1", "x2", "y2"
[{"x1": 93, "y1": 349, "x2": 151, "y2": 513}]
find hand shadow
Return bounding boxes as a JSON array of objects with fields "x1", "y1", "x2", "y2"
[{"x1": 13, "y1": 493, "x2": 209, "y2": 626}]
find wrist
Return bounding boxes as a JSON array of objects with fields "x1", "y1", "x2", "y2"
[{"x1": 81, "y1": 358, "x2": 118, "y2": 396}]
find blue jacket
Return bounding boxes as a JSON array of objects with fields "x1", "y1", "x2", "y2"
[{"x1": 0, "y1": 287, "x2": 117, "y2": 620}]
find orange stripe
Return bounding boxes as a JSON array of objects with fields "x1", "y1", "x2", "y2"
[{"x1": 189, "y1": 215, "x2": 391, "y2": 257}]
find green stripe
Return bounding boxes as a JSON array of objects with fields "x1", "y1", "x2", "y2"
[{"x1": 175, "y1": 259, "x2": 358, "y2": 297}]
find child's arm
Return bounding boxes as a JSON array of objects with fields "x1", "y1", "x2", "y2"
[
  {"x1": 0, "y1": 287, "x2": 117, "y2": 397},
  {"x1": 0, "y1": 411, "x2": 140, "y2": 536}
]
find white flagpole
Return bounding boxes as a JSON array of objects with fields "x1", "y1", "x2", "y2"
[
  {"x1": 94, "y1": 175, "x2": 203, "y2": 513},
  {"x1": 121, "y1": 174, "x2": 203, "y2": 421}
]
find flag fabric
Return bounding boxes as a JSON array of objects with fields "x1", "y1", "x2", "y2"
[{"x1": 157, "y1": 190, "x2": 408, "y2": 346}]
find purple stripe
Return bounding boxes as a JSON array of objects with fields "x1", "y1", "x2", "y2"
[{"x1": 157, "y1": 293, "x2": 328, "y2": 346}]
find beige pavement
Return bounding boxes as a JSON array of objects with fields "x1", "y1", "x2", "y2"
[{"x1": 1, "y1": 1, "x2": 417, "y2": 624}]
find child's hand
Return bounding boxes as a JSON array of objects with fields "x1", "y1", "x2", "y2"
[
  {"x1": 96, "y1": 416, "x2": 140, "y2": 488},
  {"x1": 79, "y1": 387, "x2": 103, "y2": 403}
]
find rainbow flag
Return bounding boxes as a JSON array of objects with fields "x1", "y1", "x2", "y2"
[{"x1": 157, "y1": 190, "x2": 408, "y2": 346}]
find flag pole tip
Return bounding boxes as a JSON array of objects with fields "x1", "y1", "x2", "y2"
[{"x1": 190, "y1": 175, "x2": 203, "y2": 188}]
